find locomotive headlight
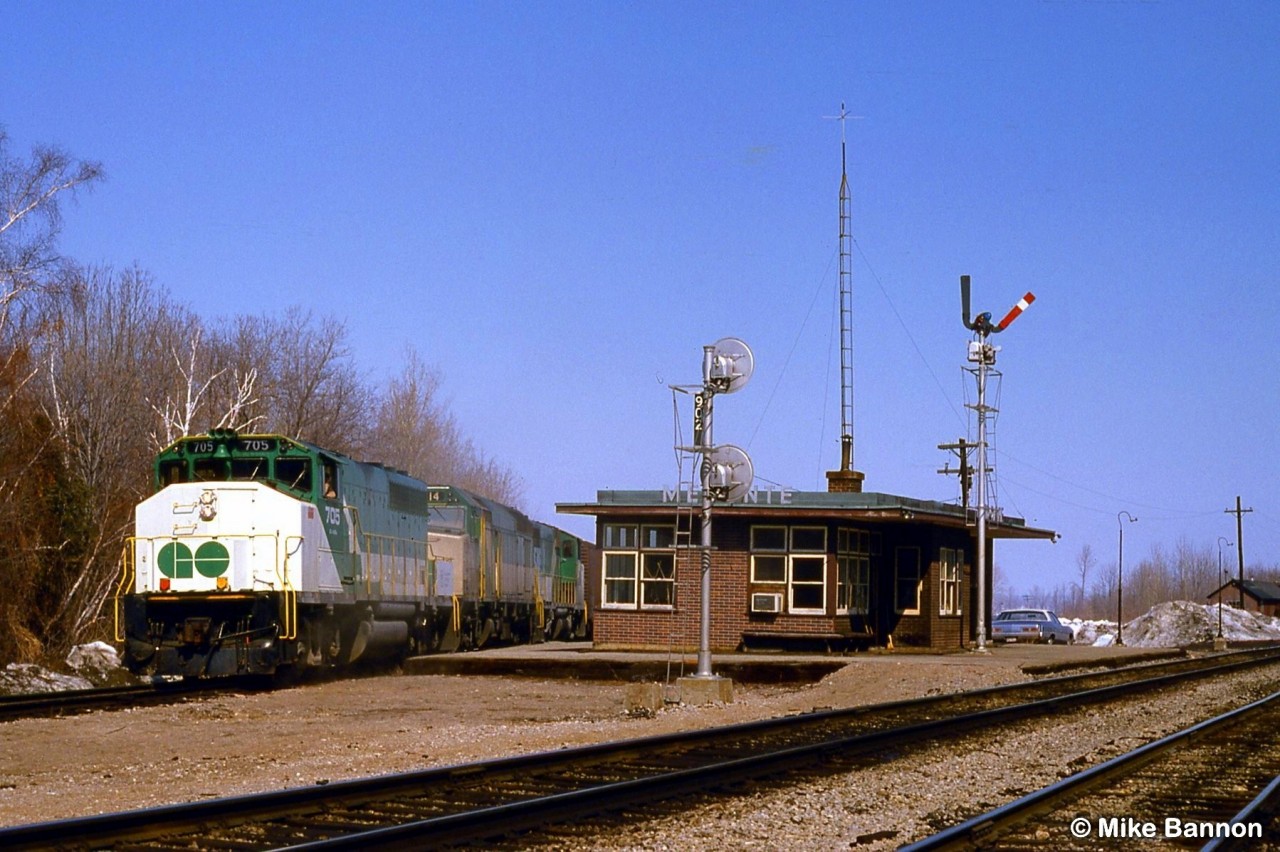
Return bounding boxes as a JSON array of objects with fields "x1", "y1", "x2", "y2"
[
  {"x1": 159, "y1": 578, "x2": 171, "y2": 592},
  {"x1": 216, "y1": 576, "x2": 229, "y2": 591}
]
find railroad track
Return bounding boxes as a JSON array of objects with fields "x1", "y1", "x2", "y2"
[
  {"x1": 4, "y1": 647, "x2": 1279, "y2": 850},
  {"x1": 904, "y1": 687, "x2": 1280, "y2": 850},
  {"x1": 0, "y1": 678, "x2": 249, "y2": 722}
]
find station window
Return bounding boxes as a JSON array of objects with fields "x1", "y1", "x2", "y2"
[
  {"x1": 939, "y1": 547, "x2": 962, "y2": 616},
  {"x1": 836, "y1": 528, "x2": 874, "y2": 616},
  {"x1": 601, "y1": 524, "x2": 676, "y2": 610},
  {"x1": 750, "y1": 525, "x2": 828, "y2": 615},
  {"x1": 895, "y1": 547, "x2": 922, "y2": 615}
]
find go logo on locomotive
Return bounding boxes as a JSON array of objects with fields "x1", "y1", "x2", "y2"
[{"x1": 157, "y1": 541, "x2": 231, "y2": 578}]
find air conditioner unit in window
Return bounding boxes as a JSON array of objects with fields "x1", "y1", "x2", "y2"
[{"x1": 751, "y1": 592, "x2": 783, "y2": 613}]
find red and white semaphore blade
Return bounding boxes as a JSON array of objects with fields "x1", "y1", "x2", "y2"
[{"x1": 996, "y1": 292, "x2": 1035, "y2": 331}]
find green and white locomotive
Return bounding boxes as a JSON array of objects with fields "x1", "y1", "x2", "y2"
[{"x1": 117, "y1": 430, "x2": 588, "y2": 677}]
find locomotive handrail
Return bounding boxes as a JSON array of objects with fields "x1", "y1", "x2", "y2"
[
  {"x1": 113, "y1": 540, "x2": 136, "y2": 642},
  {"x1": 280, "y1": 535, "x2": 302, "y2": 640}
]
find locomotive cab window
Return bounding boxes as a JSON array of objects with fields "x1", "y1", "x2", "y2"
[
  {"x1": 231, "y1": 457, "x2": 267, "y2": 481},
  {"x1": 159, "y1": 460, "x2": 188, "y2": 486},
  {"x1": 193, "y1": 459, "x2": 227, "y2": 481},
  {"x1": 321, "y1": 460, "x2": 338, "y2": 499},
  {"x1": 430, "y1": 505, "x2": 466, "y2": 533},
  {"x1": 275, "y1": 458, "x2": 312, "y2": 493}
]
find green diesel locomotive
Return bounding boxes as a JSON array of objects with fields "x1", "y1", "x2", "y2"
[{"x1": 117, "y1": 430, "x2": 588, "y2": 677}]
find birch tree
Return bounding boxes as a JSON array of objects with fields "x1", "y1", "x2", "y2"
[{"x1": 0, "y1": 131, "x2": 102, "y2": 661}]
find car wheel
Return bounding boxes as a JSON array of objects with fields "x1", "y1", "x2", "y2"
[{"x1": 1046, "y1": 635, "x2": 1056, "y2": 645}]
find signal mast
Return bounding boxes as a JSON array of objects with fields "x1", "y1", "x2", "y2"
[{"x1": 960, "y1": 276, "x2": 1035, "y2": 652}]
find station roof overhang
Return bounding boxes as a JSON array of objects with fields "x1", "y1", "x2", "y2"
[{"x1": 557, "y1": 489, "x2": 1057, "y2": 542}]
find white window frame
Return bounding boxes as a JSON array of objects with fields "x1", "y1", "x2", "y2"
[
  {"x1": 602, "y1": 551, "x2": 638, "y2": 608},
  {"x1": 895, "y1": 546, "x2": 922, "y2": 615},
  {"x1": 789, "y1": 554, "x2": 827, "y2": 614},
  {"x1": 749, "y1": 524, "x2": 828, "y2": 615},
  {"x1": 599, "y1": 524, "x2": 676, "y2": 611},
  {"x1": 939, "y1": 547, "x2": 962, "y2": 616},
  {"x1": 640, "y1": 550, "x2": 675, "y2": 608}
]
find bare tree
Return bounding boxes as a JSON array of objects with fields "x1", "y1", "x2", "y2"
[
  {"x1": 0, "y1": 128, "x2": 102, "y2": 305},
  {"x1": 1075, "y1": 543, "x2": 1096, "y2": 612},
  {"x1": 369, "y1": 347, "x2": 525, "y2": 505},
  {"x1": 236, "y1": 308, "x2": 371, "y2": 454},
  {"x1": 0, "y1": 132, "x2": 102, "y2": 662},
  {"x1": 149, "y1": 326, "x2": 261, "y2": 449},
  {"x1": 34, "y1": 264, "x2": 183, "y2": 648}
]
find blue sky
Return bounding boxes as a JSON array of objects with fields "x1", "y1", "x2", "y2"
[{"x1": 5, "y1": 1, "x2": 1278, "y2": 599}]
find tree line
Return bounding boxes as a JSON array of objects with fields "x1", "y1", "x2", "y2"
[
  {"x1": 994, "y1": 538, "x2": 1280, "y2": 622},
  {"x1": 0, "y1": 130, "x2": 521, "y2": 665}
]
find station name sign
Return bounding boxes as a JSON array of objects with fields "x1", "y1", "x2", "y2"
[{"x1": 661, "y1": 485, "x2": 794, "y2": 505}]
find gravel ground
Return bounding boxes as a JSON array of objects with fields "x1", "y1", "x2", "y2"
[{"x1": 1, "y1": 648, "x2": 1274, "y2": 848}]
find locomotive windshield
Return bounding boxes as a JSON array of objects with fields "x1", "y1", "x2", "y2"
[
  {"x1": 154, "y1": 432, "x2": 317, "y2": 496},
  {"x1": 429, "y1": 505, "x2": 466, "y2": 533}
]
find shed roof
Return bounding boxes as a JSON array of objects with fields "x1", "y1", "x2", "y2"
[
  {"x1": 1207, "y1": 578, "x2": 1280, "y2": 603},
  {"x1": 557, "y1": 488, "x2": 1057, "y2": 541}
]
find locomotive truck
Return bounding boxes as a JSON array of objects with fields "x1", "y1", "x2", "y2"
[{"x1": 116, "y1": 430, "x2": 587, "y2": 677}]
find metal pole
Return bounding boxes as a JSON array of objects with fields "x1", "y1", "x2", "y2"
[
  {"x1": 1117, "y1": 522, "x2": 1123, "y2": 646},
  {"x1": 696, "y1": 346, "x2": 715, "y2": 678},
  {"x1": 975, "y1": 354, "x2": 988, "y2": 653},
  {"x1": 1116, "y1": 511, "x2": 1136, "y2": 646}
]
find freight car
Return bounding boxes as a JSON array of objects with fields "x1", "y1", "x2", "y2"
[{"x1": 116, "y1": 430, "x2": 588, "y2": 677}]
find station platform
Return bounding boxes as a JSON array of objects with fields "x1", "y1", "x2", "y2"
[{"x1": 402, "y1": 640, "x2": 1188, "y2": 684}]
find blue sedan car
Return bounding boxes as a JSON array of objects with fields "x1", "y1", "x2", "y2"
[{"x1": 991, "y1": 609, "x2": 1075, "y2": 644}]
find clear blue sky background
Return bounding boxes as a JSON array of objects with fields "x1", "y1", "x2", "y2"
[{"x1": 5, "y1": 1, "x2": 1278, "y2": 601}]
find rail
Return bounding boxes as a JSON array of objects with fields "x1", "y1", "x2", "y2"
[
  {"x1": 7, "y1": 647, "x2": 1279, "y2": 850},
  {"x1": 903, "y1": 688, "x2": 1280, "y2": 850}
]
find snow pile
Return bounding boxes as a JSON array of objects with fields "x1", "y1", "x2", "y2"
[
  {"x1": 1118, "y1": 600, "x2": 1280, "y2": 648},
  {"x1": 0, "y1": 642, "x2": 136, "y2": 695},
  {"x1": 1061, "y1": 619, "x2": 1114, "y2": 646},
  {"x1": 0, "y1": 663, "x2": 93, "y2": 694},
  {"x1": 65, "y1": 641, "x2": 133, "y2": 686},
  {"x1": 1059, "y1": 603, "x2": 1280, "y2": 648}
]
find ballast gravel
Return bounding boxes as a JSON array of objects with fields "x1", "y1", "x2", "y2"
[{"x1": 0, "y1": 647, "x2": 1274, "y2": 850}]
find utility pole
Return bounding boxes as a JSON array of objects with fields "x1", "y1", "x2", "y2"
[
  {"x1": 937, "y1": 438, "x2": 974, "y2": 512},
  {"x1": 1225, "y1": 496, "x2": 1253, "y2": 609}
]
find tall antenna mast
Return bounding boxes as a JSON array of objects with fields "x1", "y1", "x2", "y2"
[{"x1": 825, "y1": 102, "x2": 865, "y2": 493}]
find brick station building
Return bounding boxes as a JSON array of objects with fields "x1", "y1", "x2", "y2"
[{"x1": 558, "y1": 485, "x2": 1056, "y2": 652}]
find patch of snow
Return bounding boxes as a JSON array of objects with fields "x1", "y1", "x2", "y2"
[
  {"x1": 0, "y1": 642, "x2": 137, "y2": 695},
  {"x1": 66, "y1": 641, "x2": 122, "y2": 677},
  {"x1": 1059, "y1": 603, "x2": 1280, "y2": 648},
  {"x1": 0, "y1": 663, "x2": 93, "y2": 694}
]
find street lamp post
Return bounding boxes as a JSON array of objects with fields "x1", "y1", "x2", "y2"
[
  {"x1": 1217, "y1": 536, "x2": 1233, "y2": 638},
  {"x1": 1116, "y1": 511, "x2": 1137, "y2": 646}
]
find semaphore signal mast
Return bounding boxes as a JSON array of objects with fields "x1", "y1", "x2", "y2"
[{"x1": 960, "y1": 275, "x2": 1035, "y2": 652}]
